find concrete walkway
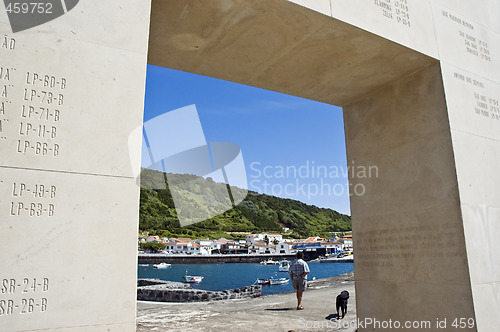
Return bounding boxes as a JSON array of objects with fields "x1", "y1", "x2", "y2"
[{"x1": 137, "y1": 273, "x2": 356, "y2": 332}]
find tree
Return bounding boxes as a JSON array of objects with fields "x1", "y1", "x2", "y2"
[{"x1": 139, "y1": 241, "x2": 165, "y2": 253}]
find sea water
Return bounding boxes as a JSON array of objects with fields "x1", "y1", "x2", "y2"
[{"x1": 138, "y1": 261, "x2": 354, "y2": 296}]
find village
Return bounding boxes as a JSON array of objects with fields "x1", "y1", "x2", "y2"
[{"x1": 139, "y1": 233, "x2": 353, "y2": 256}]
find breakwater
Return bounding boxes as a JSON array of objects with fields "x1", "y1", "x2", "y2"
[
  {"x1": 320, "y1": 258, "x2": 354, "y2": 263},
  {"x1": 137, "y1": 279, "x2": 261, "y2": 302},
  {"x1": 138, "y1": 253, "x2": 296, "y2": 264}
]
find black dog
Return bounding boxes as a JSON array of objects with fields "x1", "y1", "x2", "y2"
[{"x1": 336, "y1": 290, "x2": 349, "y2": 319}]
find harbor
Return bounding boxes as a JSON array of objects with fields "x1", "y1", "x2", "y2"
[
  {"x1": 137, "y1": 272, "x2": 357, "y2": 332},
  {"x1": 138, "y1": 261, "x2": 354, "y2": 296},
  {"x1": 138, "y1": 253, "x2": 296, "y2": 264}
]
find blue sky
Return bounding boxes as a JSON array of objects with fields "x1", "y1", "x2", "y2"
[{"x1": 143, "y1": 64, "x2": 351, "y2": 215}]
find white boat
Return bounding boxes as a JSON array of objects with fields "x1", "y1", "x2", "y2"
[
  {"x1": 153, "y1": 262, "x2": 171, "y2": 269},
  {"x1": 260, "y1": 259, "x2": 279, "y2": 265},
  {"x1": 278, "y1": 260, "x2": 290, "y2": 272},
  {"x1": 269, "y1": 277, "x2": 289, "y2": 285},
  {"x1": 256, "y1": 278, "x2": 270, "y2": 285},
  {"x1": 183, "y1": 271, "x2": 204, "y2": 283}
]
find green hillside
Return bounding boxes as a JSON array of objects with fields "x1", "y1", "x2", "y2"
[{"x1": 139, "y1": 168, "x2": 351, "y2": 240}]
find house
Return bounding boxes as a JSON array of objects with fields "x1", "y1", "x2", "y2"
[
  {"x1": 220, "y1": 240, "x2": 247, "y2": 254},
  {"x1": 246, "y1": 233, "x2": 283, "y2": 244},
  {"x1": 163, "y1": 241, "x2": 177, "y2": 253},
  {"x1": 339, "y1": 235, "x2": 353, "y2": 250},
  {"x1": 186, "y1": 242, "x2": 212, "y2": 255},
  {"x1": 173, "y1": 241, "x2": 189, "y2": 254},
  {"x1": 328, "y1": 234, "x2": 340, "y2": 243},
  {"x1": 304, "y1": 236, "x2": 326, "y2": 243},
  {"x1": 265, "y1": 233, "x2": 283, "y2": 243},
  {"x1": 320, "y1": 241, "x2": 343, "y2": 254},
  {"x1": 275, "y1": 242, "x2": 293, "y2": 254},
  {"x1": 146, "y1": 236, "x2": 160, "y2": 243},
  {"x1": 263, "y1": 244, "x2": 276, "y2": 254},
  {"x1": 248, "y1": 242, "x2": 276, "y2": 254},
  {"x1": 194, "y1": 239, "x2": 221, "y2": 254},
  {"x1": 248, "y1": 241, "x2": 267, "y2": 254},
  {"x1": 292, "y1": 237, "x2": 324, "y2": 251},
  {"x1": 246, "y1": 233, "x2": 263, "y2": 244}
]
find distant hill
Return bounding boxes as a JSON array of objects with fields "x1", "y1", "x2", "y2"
[{"x1": 139, "y1": 168, "x2": 351, "y2": 240}]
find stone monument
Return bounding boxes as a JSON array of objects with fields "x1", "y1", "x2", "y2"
[
  {"x1": 1, "y1": 0, "x2": 498, "y2": 331},
  {"x1": 1, "y1": 1, "x2": 150, "y2": 331},
  {"x1": 149, "y1": 1, "x2": 499, "y2": 331}
]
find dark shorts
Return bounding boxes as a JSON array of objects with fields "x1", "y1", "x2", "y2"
[{"x1": 292, "y1": 277, "x2": 307, "y2": 291}]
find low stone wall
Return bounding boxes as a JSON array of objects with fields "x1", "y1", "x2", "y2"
[
  {"x1": 137, "y1": 281, "x2": 262, "y2": 302},
  {"x1": 137, "y1": 279, "x2": 191, "y2": 288}
]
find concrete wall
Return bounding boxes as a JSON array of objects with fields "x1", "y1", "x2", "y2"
[
  {"x1": 344, "y1": 62, "x2": 475, "y2": 329},
  {"x1": 0, "y1": 1, "x2": 150, "y2": 331}
]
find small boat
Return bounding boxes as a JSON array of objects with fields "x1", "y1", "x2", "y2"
[
  {"x1": 260, "y1": 259, "x2": 279, "y2": 265},
  {"x1": 269, "y1": 277, "x2": 289, "y2": 285},
  {"x1": 278, "y1": 260, "x2": 290, "y2": 272},
  {"x1": 256, "y1": 278, "x2": 270, "y2": 285},
  {"x1": 153, "y1": 262, "x2": 171, "y2": 269},
  {"x1": 183, "y1": 271, "x2": 204, "y2": 283},
  {"x1": 183, "y1": 275, "x2": 204, "y2": 283}
]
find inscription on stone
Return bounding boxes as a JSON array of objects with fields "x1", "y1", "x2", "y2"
[
  {"x1": 0, "y1": 278, "x2": 49, "y2": 316},
  {"x1": 0, "y1": 179, "x2": 57, "y2": 218},
  {"x1": 452, "y1": 70, "x2": 500, "y2": 123},
  {"x1": 374, "y1": 0, "x2": 411, "y2": 27},
  {"x1": 434, "y1": 4, "x2": 499, "y2": 82},
  {"x1": 0, "y1": 34, "x2": 66, "y2": 161},
  {"x1": 1, "y1": 35, "x2": 16, "y2": 50},
  {"x1": 355, "y1": 222, "x2": 464, "y2": 268},
  {"x1": 8, "y1": 181, "x2": 57, "y2": 217},
  {"x1": 441, "y1": 10, "x2": 491, "y2": 62}
]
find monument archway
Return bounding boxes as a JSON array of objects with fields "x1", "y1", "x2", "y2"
[
  {"x1": 147, "y1": 1, "x2": 498, "y2": 331},
  {"x1": 1, "y1": 0, "x2": 498, "y2": 331}
]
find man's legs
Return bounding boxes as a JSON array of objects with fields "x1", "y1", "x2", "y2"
[{"x1": 296, "y1": 289, "x2": 303, "y2": 309}]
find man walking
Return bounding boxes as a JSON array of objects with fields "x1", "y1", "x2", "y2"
[{"x1": 289, "y1": 251, "x2": 310, "y2": 310}]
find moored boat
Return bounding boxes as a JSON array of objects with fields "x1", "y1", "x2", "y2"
[
  {"x1": 182, "y1": 271, "x2": 204, "y2": 283},
  {"x1": 256, "y1": 278, "x2": 270, "y2": 285},
  {"x1": 153, "y1": 262, "x2": 171, "y2": 269},
  {"x1": 260, "y1": 258, "x2": 279, "y2": 265},
  {"x1": 269, "y1": 277, "x2": 289, "y2": 285},
  {"x1": 278, "y1": 260, "x2": 290, "y2": 272}
]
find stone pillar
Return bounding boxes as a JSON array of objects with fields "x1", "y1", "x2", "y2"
[
  {"x1": 344, "y1": 63, "x2": 476, "y2": 330},
  {"x1": 0, "y1": 1, "x2": 150, "y2": 331}
]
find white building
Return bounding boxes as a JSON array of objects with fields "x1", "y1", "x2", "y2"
[
  {"x1": 163, "y1": 239, "x2": 212, "y2": 255},
  {"x1": 248, "y1": 242, "x2": 276, "y2": 254},
  {"x1": 275, "y1": 242, "x2": 292, "y2": 254},
  {"x1": 186, "y1": 242, "x2": 212, "y2": 255},
  {"x1": 321, "y1": 241, "x2": 343, "y2": 254},
  {"x1": 246, "y1": 233, "x2": 283, "y2": 244},
  {"x1": 339, "y1": 235, "x2": 353, "y2": 250}
]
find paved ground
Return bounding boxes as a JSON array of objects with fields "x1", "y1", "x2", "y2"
[{"x1": 137, "y1": 272, "x2": 357, "y2": 332}]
